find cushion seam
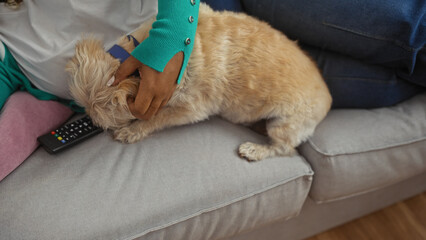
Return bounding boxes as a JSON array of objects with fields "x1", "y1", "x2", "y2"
[
  {"x1": 121, "y1": 171, "x2": 314, "y2": 240},
  {"x1": 312, "y1": 172, "x2": 426, "y2": 204},
  {"x1": 307, "y1": 136, "x2": 426, "y2": 157}
]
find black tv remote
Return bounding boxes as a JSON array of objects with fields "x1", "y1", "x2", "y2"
[{"x1": 38, "y1": 115, "x2": 103, "y2": 154}]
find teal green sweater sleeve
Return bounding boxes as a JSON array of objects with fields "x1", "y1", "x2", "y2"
[{"x1": 131, "y1": 0, "x2": 199, "y2": 84}]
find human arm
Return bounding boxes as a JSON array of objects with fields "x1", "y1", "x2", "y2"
[{"x1": 113, "y1": 0, "x2": 199, "y2": 120}]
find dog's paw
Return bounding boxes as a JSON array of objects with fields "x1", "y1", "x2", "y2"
[
  {"x1": 238, "y1": 142, "x2": 267, "y2": 162},
  {"x1": 113, "y1": 126, "x2": 145, "y2": 143},
  {"x1": 238, "y1": 142, "x2": 298, "y2": 161}
]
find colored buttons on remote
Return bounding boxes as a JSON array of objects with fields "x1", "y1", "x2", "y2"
[
  {"x1": 38, "y1": 115, "x2": 103, "y2": 154},
  {"x1": 52, "y1": 116, "x2": 98, "y2": 144}
]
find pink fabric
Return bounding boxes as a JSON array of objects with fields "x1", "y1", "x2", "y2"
[{"x1": 0, "y1": 92, "x2": 73, "y2": 181}]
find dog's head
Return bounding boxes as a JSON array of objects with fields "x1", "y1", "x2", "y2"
[{"x1": 66, "y1": 38, "x2": 138, "y2": 129}]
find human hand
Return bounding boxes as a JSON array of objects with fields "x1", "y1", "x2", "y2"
[{"x1": 111, "y1": 52, "x2": 182, "y2": 120}]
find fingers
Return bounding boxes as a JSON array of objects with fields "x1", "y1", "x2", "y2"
[
  {"x1": 159, "y1": 98, "x2": 168, "y2": 110},
  {"x1": 144, "y1": 98, "x2": 164, "y2": 119},
  {"x1": 107, "y1": 76, "x2": 115, "y2": 87},
  {"x1": 112, "y1": 56, "x2": 142, "y2": 86},
  {"x1": 127, "y1": 92, "x2": 153, "y2": 120},
  {"x1": 128, "y1": 96, "x2": 165, "y2": 120},
  {"x1": 124, "y1": 52, "x2": 180, "y2": 120},
  {"x1": 160, "y1": 91, "x2": 173, "y2": 109}
]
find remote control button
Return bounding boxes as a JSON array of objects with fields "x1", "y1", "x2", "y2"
[
  {"x1": 54, "y1": 134, "x2": 59, "y2": 137},
  {"x1": 61, "y1": 140, "x2": 66, "y2": 143},
  {"x1": 51, "y1": 131, "x2": 56, "y2": 135},
  {"x1": 58, "y1": 137, "x2": 63, "y2": 140}
]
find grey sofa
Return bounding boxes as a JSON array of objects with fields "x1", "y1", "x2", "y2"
[{"x1": 1, "y1": 93, "x2": 425, "y2": 240}]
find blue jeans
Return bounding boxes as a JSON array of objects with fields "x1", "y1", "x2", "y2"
[
  {"x1": 201, "y1": 0, "x2": 243, "y2": 12},
  {"x1": 207, "y1": 0, "x2": 426, "y2": 108}
]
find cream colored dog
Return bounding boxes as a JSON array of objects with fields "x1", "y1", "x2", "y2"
[{"x1": 66, "y1": 3, "x2": 332, "y2": 161}]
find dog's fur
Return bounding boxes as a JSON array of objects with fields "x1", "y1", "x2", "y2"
[{"x1": 66, "y1": 4, "x2": 332, "y2": 161}]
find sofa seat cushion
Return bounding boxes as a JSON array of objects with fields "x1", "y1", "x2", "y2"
[
  {"x1": 299, "y1": 93, "x2": 426, "y2": 203},
  {"x1": 0, "y1": 117, "x2": 313, "y2": 240}
]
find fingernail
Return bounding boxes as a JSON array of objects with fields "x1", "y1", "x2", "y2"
[{"x1": 107, "y1": 76, "x2": 115, "y2": 86}]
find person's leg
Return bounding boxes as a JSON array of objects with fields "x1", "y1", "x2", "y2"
[
  {"x1": 0, "y1": 92, "x2": 74, "y2": 181},
  {"x1": 0, "y1": 42, "x2": 21, "y2": 109},
  {"x1": 302, "y1": 44, "x2": 425, "y2": 108},
  {"x1": 201, "y1": 0, "x2": 243, "y2": 12},
  {"x1": 0, "y1": 42, "x2": 74, "y2": 182},
  {"x1": 241, "y1": 0, "x2": 426, "y2": 87}
]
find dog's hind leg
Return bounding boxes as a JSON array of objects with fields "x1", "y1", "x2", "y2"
[
  {"x1": 238, "y1": 114, "x2": 315, "y2": 161},
  {"x1": 113, "y1": 105, "x2": 210, "y2": 143}
]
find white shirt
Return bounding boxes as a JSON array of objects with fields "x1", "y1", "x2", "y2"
[{"x1": 0, "y1": 0, "x2": 157, "y2": 99}]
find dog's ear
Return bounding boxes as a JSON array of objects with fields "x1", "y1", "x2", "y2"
[
  {"x1": 66, "y1": 37, "x2": 107, "y2": 109},
  {"x1": 65, "y1": 38, "x2": 104, "y2": 74},
  {"x1": 65, "y1": 54, "x2": 79, "y2": 77},
  {"x1": 75, "y1": 38, "x2": 105, "y2": 62}
]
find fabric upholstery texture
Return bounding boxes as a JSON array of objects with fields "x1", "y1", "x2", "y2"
[
  {"x1": 299, "y1": 93, "x2": 426, "y2": 203},
  {"x1": 229, "y1": 173, "x2": 426, "y2": 240},
  {"x1": 0, "y1": 117, "x2": 313, "y2": 240}
]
